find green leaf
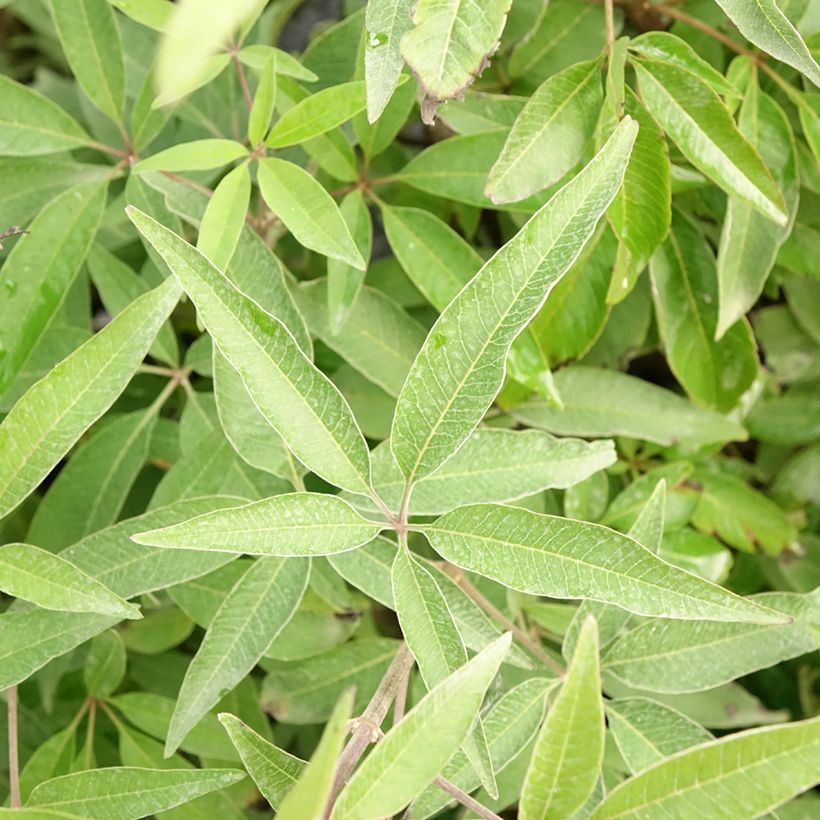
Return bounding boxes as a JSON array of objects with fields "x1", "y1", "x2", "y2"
[
  {"x1": 713, "y1": 0, "x2": 820, "y2": 87},
  {"x1": 0, "y1": 277, "x2": 180, "y2": 520},
  {"x1": 400, "y1": 0, "x2": 512, "y2": 123},
  {"x1": 218, "y1": 714, "x2": 304, "y2": 810},
  {"x1": 716, "y1": 79, "x2": 798, "y2": 338},
  {"x1": 521, "y1": 617, "x2": 604, "y2": 820},
  {"x1": 603, "y1": 591, "x2": 818, "y2": 693},
  {"x1": 126, "y1": 207, "x2": 372, "y2": 495},
  {"x1": 49, "y1": 0, "x2": 125, "y2": 123},
  {"x1": 605, "y1": 698, "x2": 713, "y2": 775},
  {"x1": 632, "y1": 58, "x2": 787, "y2": 225},
  {"x1": 0, "y1": 181, "x2": 106, "y2": 395},
  {"x1": 390, "y1": 117, "x2": 637, "y2": 484},
  {"x1": 277, "y1": 688, "x2": 354, "y2": 819},
  {"x1": 590, "y1": 716, "x2": 820, "y2": 819},
  {"x1": 266, "y1": 81, "x2": 366, "y2": 147},
  {"x1": 0, "y1": 543, "x2": 139, "y2": 618},
  {"x1": 326, "y1": 189, "x2": 373, "y2": 333},
  {"x1": 27, "y1": 766, "x2": 245, "y2": 818},
  {"x1": 366, "y1": 429, "x2": 615, "y2": 516},
  {"x1": 256, "y1": 158, "x2": 365, "y2": 269},
  {"x1": 238, "y1": 44, "x2": 318, "y2": 83},
  {"x1": 108, "y1": 0, "x2": 173, "y2": 32},
  {"x1": 295, "y1": 279, "x2": 424, "y2": 398},
  {"x1": 197, "y1": 163, "x2": 251, "y2": 270},
  {"x1": 163, "y1": 556, "x2": 308, "y2": 755},
  {"x1": 651, "y1": 210, "x2": 759, "y2": 412},
  {"x1": 332, "y1": 633, "x2": 511, "y2": 819},
  {"x1": 485, "y1": 59, "x2": 602, "y2": 204},
  {"x1": 134, "y1": 493, "x2": 381, "y2": 556},
  {"x1": 392, "y1": 546, "x2": 497, "y2": 797},
  {"x1": 134, "y1": 139, "x2": 248, "y2": 172},
  {"x1": 83, "y1": 629, "x2": 126, "y2": 697},
  {"x1": 0, "y1": 75, "x2": 92, "y2": 155},
  {"x1": 364, "y1": 0, "x2": 415, "y2": 122},
  {"x1": 425, "y1": 503, "x2": 787, "y2": 623},
  {"x1": 509, "y1": 366, "x2": 747, "y2": 448},
  {"x1": 248, "y1": 52, "x2": 277, "y2": 145}
]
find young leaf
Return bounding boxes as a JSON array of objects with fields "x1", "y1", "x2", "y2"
[
  {"x1": 0, "y1": 75, "x2": 92, "y2": 155},
  {"x1": 424, "y1": 504, "x2": 787, "y2": 624},
  {"x1": 164, "y1": 556, "x2": 308, "y2": 756},
  {"x1": 218, "y1": 714, "x2": 305, "y2": 810},
  {"x1": 606, "y1": 698, "x2": 713, "y2": 775},
  {"x1": 392, "y1": 546, "x2": 497, "y2": 797},
  {"x1": 257, "y1": 158, "x2": 365, "y2": 269},
  {"x1": 632, "y1": 58, "x2": 787, "y2": 225},
  {"x1": 485, "y1": 59, "x2": 603, "y2": 204},
  {"x1": 713, "y1": 0, "x2": 820, "y2": 87},
  {"x1": 0, "y1": 180, "x2": 107, "y2": 395},
  {"x1": 134, "y1": 139, "x2": 248, "y2": 173},
  {"x1": 390, "y1": 117, "x2": 637, "y2": 485},
  {"x1": 277, "y1": 688, "x2": 354, "y2": 819},
  {"x1": 49, "y1": 0, "x2": 125, "y2": 123},
  {"x1": 364, "y1": 0, "x2": 415, "y2": 122},
  {"x1": 248, "y1": 52, "x2": 277, "y2": 146},
  {"x1": 332, "y1": 632, "x2": 511, "y2": 819},
  {"x1": 197, "y1": 163, "x2": 251, "y2": 270},
  {"x1": 84, "y1": 630, "x2": 127, "y2": 697},
  {"x1": 521, "y1": 617, "x2": 604, "y2": 820},
  {"x1": 0, "y1": 278, "x2": 180, "y2": 520},
  {"x1": 126, "y1": 207, "x2": 373, "y2": 495},
  {"x1": 27, "y1": 766, "x2": 246, "y2": 818},
  {"x1": 399, "y1": 0, "x2": 512, "y2": 123},
  {"x1": 265, "y1": 81, "x2": 366, "y2": 147},
  {"x1": 0, "y1": 543, "x2": 139, "y2": 619},
  {"x1": 590, "y1": 716, "x2": 820, "y2": 819}
]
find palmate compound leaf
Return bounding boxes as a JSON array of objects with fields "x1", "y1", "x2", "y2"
[
  {"x1": 590, "y1": 716, "x2": 820, "y2": 819},
  {"x1": 520, "y1": 616, "x2": 604, "y2": 820},
  {"x1": 389, "y1": 116, "x2": 638, "y2": 486},
  {"x1": 27, "y1": 766, "x2": 245, "y2": 819},
  {"x1": 132, "y1": 493, "x2": 383, "y2": 556},
  {"x1": 399, "y1": 0, "x2": 512, "y2": 123},
  {"x1": 0, "y1": 543, "x2": 139, "y2": 619},
  {"x1": 126, "y1": 207, "x2": 373, "y2": 496},
  {"x1": 162, "y1": 556, "x2": 309, "y2": 756},
  {"x1": 0, "y1": 277, "x2": 181, "y2": 521},
  {"x1": 332, "y1": 632, "x2": 512, "y2": 819},
  {"x1": 423, "y1": 504, "x2": 788, "y2": 624}
]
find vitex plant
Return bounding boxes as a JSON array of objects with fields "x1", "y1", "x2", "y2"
[{"x1": 0, "y1": 0, "x2": 819, "y2": 817}]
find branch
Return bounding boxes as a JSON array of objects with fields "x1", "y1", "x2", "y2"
[
  {"x1": 604, "y1": 0, "x2": 616, "y2": 51},
  {"x1": 434, "y1": 776, "x2": 504, "y2": 820}
]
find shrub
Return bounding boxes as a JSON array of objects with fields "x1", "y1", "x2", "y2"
[{"x1": 1, "y1": 0, "x2": 819, "y2": 817}]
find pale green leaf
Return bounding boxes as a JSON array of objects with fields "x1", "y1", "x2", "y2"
[
  {"x1": 49, "y1": 0, "x2": 125, "y2": 123},
  {"x1": 108, "y1": 0, "x2": 173, "y2": 32},
  {"x1": 133, "y1": 493, "x2": 382, "y2": 556},
  {"x1": 134, "y1": 139, "x2": 247, "y2": 173},
  {"x1": 332, "y1": 633, "x2": 511, "y2": 819},
  {"x1": 248, "y1": 52, "x2": 277, "y2": 146},
  {"x1": 0, "y1": 75, "x2": 92, "y2": 155},
  {"x1": 425, "y1": 503, "x2": 787, "y2": 623},
  {"x1": 27, "y1": 767, "x2": 245, "y2": 819},
  {"x1": 521, "y1": 617, "x2": 604, "y2": 820},
  {"x1": 400, "y1": 0, "x2": 512, "y2": 123},
  {"x1": 0, "y1": 181, "x2": 107, "y2": 395},
  {"x1": 633, "y1": 58, "x2": 787, "y2": 225},
  {"x1": 277, "y1": 688, "x2": 354, "y2": 819},
  {"x1": 266, "y1": 81, "x2": 366, "y2": 147},
  {"x1": 197, "y1": 164, "x2": 251, "y2": 270},
  {"x1": 218, "y1": 714, "x2": 304, "y2": 810},
  {"x1": 0, "y1": 543, "x2": 139, "y2": 619},
  {"x1": 0, "y1": 277, "x2": 180, "y2": 520},
  {"x1": 485, "y1": 59, "x2": 602, "y2": 204},
  {"x1": 590, "y1": 716, "x2": 820, "y2": 819},
  {"x1": 257, "y1": 158, "x2": 365, "y2": 269},
  {"x1": 127, "y1": 207, "x2": 372, "y2": 495},
  {"x1": 238, "y1": 44, "x2": 318, "y2": 83},
  {"x1": 390, "y1": 117, "x2": 637, "y2": 484},
  {"x1": 83, "y1": 630, "x2": 126, "y2": 697},
  {"x1": 164, "y1": 556, "x2": 308, "y2": 755}
]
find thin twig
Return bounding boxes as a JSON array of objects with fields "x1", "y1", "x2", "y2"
[
  {"x1": 392, "y1": 658, "x2": 411, "y2": 725},
  {"x1": 231, "y1": 50, "x2": 254, "y2": 112},
  {"x1": 433, "y1": 776, "x2": 504, "y2": 820},
  {"x1": 7, "y1": 686, "x2": 20, "y2": 807},
  {"x1": 325, "y1": 643, "x2": 415, "y2": 815},
  {"x1": 604, "y1": 0, "x2": 616, "y2": 51},
  {"x1": 440, "y1": 564, "x2": 565, "y2": 677},
  {"x1": 659, "y1": 4, "x2": 757, "y2": 59}
]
